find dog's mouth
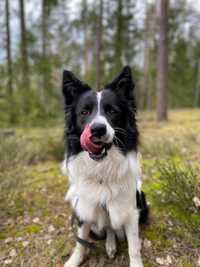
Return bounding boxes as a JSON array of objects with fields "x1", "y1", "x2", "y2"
[
  {"x1": 80, "y1": 124, "x2": 113, "y2": 161},
  {"x1": 88, "y1": 142, "x2": 111, "y2": 161}
]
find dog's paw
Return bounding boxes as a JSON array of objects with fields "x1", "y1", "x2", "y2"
[
  {"x1": 63, "y1": 260, "x2": 75, "y2": 267},
  {"x1": 130, "y1": 257, "x2": 143, "y2": 267},
  {"x1": 106, "y1": 238, "x2": 117, "y2": 259},
  {"x1": 63, "y1": 259, "x2": 78, "y2": 267},
  {"x1": 63, "y1": 255, "x2": 82, "y2": 267}
]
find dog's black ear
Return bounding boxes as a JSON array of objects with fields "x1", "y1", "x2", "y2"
[
  {"x1": 62, "y1": 70, "x2": 91, "y2": 106},
  {"x1": 105, "y1": 66, "x2": 135, "y2": 101}
]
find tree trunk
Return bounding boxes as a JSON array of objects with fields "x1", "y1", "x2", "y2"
[
  {"x1": 19, "y1": 0, "x2": 30, "y2": 113},
  {"x1": 141, "y1": 3, "x2": 156, "y2": 110},
  {"x1": 141, "y1": 2, "x2": 151, "y2": 109},
  {"x1": 41, "y1": 0, "x2": 48, "y2": 114},
  {"x1": 83, "y1": 0, "x2": 89, "y2": 78},
  {"x1": 147, "y1": 3, "x2": 157, "y2": 110},
  {"x1": 114, "y1": 0, "x2": 123, "y2": 73},
  {"x1": 5, "y1": 0, "x2": 15, "y2": 123},
  {"x1": 193, "y1": 60, "x2": 200, "y2": 107},
  {"x1": 96, "y1": 0, "x2": 103, "y2": 91},
  {"x1": 156, "y1": 0, "x2": 169, "y2": 121}
]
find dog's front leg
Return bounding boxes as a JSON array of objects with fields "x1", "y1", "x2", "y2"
[
  {"x1": 64, "y1": 223, "x2": 90, "y2": 267},
  {"x1": 106, "y1": 227, "x2": 117, "y2": 259},
  {"x1": 125, "y1": 210, "x2": 143, "y2": 267}
]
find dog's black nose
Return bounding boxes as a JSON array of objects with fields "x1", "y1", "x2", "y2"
[{"x1": 91, "y1": 123, "x2": 106, "y2": 138}]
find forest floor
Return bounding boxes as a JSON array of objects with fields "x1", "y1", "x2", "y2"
[{"x1": 0, "y1": 109, "x2": 200, "y2": 267}]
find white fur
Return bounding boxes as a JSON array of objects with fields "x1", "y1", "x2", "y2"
[
  {"x1": 97, "y1": 91, "x2": 102, "y2": 116},
  {"x1": 64, "y1": 223, "x2": 91, "y2": 267},
  {"x1": 63, "y1": 146, "x2": 143, "y2": 267},
  {"x1": 106, "y1": 228, "x2": 117, "y2": 259},
  {"x1": 89, "y1": 92, "x2": 114, "y2": 143}
]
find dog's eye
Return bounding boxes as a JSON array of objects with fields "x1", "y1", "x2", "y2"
[
  {"x1": 81, "y1": 110, "x2": 91, "y2": 116},
  {"x1": 106, "y1": 108, "x2": 117, "y2": 116}
]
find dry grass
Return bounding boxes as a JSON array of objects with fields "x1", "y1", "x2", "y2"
[{"x1": 0, "y1": 109, "x2": 200, "y2": 267}]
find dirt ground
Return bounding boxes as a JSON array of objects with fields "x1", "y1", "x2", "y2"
[{"x1": 0, "y1": 109, "x2": 200, "y2": 267}]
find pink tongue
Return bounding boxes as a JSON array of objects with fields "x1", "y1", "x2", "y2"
[{"x1": 80, "y1": 125, "x2": 103, "y2": 154}]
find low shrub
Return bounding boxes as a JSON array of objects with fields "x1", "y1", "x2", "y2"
[{"x1": 156, "y1": 161, "x2": 200, "y2": 232}]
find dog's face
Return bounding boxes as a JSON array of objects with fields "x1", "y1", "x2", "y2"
[{"x1": 63, "y1": 66, "x2": 138, "y2": 161}]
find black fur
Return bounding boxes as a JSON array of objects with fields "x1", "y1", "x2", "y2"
[
  {"x1": 62, "y1": 70, "x2": 91, "y2": 158},
  {"x1": 137, "y1": 191, "x2": 149, "y2": 224},
  {"x1": 104, "y1": 66, "x2": 139, "y2": 153},
  {"x1": 62, "y1": 66, "x2": 139, "y2": 159},
  {"x1": 62, "y1": 66, "x2": 148, "y2": 226}
]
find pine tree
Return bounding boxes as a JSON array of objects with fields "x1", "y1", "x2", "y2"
[
  {"x1": 19, "y1": 0, "x2": 30, "y2": 113},
  {"x1": 194, "y1": 60, "x2": 200, "y2": 107},
  {"x1": 156, "y1": 0, "x2": 169, "y2": 121},
  {"x1": 96, "y1": 0, "x2": 103, "y2": 90},
  {"x1": 5, "y1": 0, "x2": 15, "y2": 123}
]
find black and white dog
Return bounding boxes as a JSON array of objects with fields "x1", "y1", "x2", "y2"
[{"x1": 62, "y1": 66, "x2": 148, "y2": 267}]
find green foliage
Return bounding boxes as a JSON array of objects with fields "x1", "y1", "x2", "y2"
[
  {"x1": 169, "y1": 39, "x2": 197, "y2": 107},
  {"x1": 155, "y1": 160, "x2": 200, "y2": 232}
]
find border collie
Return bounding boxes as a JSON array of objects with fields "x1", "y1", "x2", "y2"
[{"x1": 62, "y1": 66, "x2": 148, "y2": 267}]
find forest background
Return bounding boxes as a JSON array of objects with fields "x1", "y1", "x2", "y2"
[{"x1": 1, "y1": 0, "x2": 200, "y2": 125}]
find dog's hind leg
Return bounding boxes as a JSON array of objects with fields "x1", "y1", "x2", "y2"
[
  {"x1": 64, "y1": 223, "x2": 90, "y2": 267},
  {"x1": 105, "y1": 227, "x2": 117, "y2": 259}
]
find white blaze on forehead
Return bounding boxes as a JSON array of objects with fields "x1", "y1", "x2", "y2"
[
  {"x1": 90, "y1": 91, "x2": 114, "y2": 143},
  {"x1": 97, "y1": 91, "x2": 102, "y2": 115}
]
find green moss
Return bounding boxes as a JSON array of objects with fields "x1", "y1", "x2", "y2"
[
  {"x1": 144, "y1": 263, "x2": 157, "y2": 267},
  {"x1": 191, "y1": 214, "x2": 200, "y2": 226},
  {"x1": 0, "y1": 232, "x2": 7, "y2": 240},
  {"x1": 24, "y1": 224, "x2": 42, "y2": 234},
  {"x1": 0, "y1": 225, "x2": 21, "y2": 240},
  {"x1": 168, "y1": 205, "x2": 189, "y2": 224},
  {"x1": 181, "y1": 262, "x2": 193, "y2": 267},
  {"x1": 53, "y1": 217, "x2": 66, "y2": 227},
  {"x1": 144, "y1": 223, "x2": 172, "y2": 249}
]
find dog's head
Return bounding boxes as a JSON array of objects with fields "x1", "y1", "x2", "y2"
[{"x1": 63, "y1": 66, "x2": 138, "y2": 161}]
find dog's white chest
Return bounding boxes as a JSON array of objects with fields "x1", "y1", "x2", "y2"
[{"x1": 64, "y1": 147, "x2": 141, "y2": 228}]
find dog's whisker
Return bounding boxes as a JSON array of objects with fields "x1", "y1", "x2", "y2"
[
  {"x1": 114, "y1": 128, "x2": 127, "y2": 136},
  {"x1": 114, "y1": 136, "x2": 125, "y2": 150},
  {"x1": 115, "y1": 130, "x2": 127, "y2": 137},
  {"x1": 114, "y1": 127, "x2": 126, "y2": 133}
]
